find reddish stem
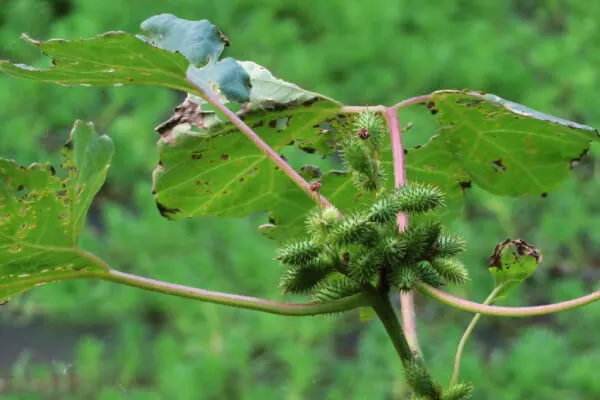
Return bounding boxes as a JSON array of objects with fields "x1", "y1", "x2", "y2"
[{"x1": 384, "y1": 107, "x2": 422, "y2": 356}]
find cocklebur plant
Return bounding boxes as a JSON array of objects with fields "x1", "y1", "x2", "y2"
[{"x1": 1, "y1": 13, "x2": 600, "y2": 399}]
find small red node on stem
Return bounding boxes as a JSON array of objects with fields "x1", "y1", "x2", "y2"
[{"x1": 358, "y1": 128, "x2": 370, "y2": 140}]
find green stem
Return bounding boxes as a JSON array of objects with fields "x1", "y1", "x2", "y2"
[
  {"x1": 98, "y1": 269, "x2": 367, "y2": 316},
  {"x1": 450, "y1": 284, "x2": 506, "y2": 384},
  {"x1": 1, "y1": 249, "x2": 368, "y2": 317},
  {"x1": 417, "y1": 282, "x2": 600, "y2": 317},
  {"x1": 363, "y1": 286, "x2": 440, "y2": 399}
]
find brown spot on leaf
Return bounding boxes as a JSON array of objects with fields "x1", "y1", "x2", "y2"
[
  {"x1": 268, "y1": 120, "x2": 277, "y2": 128},
  {"x1": 491, "y1": 159, "x2": 506, "y2": 173},
  {"x1": 459, "y1": 181, "x2": 472, "y2": 190},
  {"x1": 156, "y1": 202, "x2": 180, "y2": 219},
  {"x1": 302, "y1": 97, "x2": 320, "y2": 107},
  {"x1": 191, "y1": 152, "x2": 203, "y2": 160},
  {"x1": 541, "y1": 192, "x2": 548, "y2": 198},
  {"x1": 426, "y1": 101, "x2": 438, "y2": 115},
  {"x1": 221, "y1": 154, "x2": 229, "y2": 160},
  {"x1": 298, "y1": 143, "x2": 316, "y2": 154},
  {"x1": 488, "y1": 238, "x2": 543, "y2": 269}
]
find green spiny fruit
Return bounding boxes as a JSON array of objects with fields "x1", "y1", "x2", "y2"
[
  {"x1": 415, "y1": 261, "x2": 444, "y2": 287},
  {"x1": 347, "y1": 250, "x2": 380, "y2": 284},
  {"x1": 342, "y1": 136, "x2": 373, "y2": 176},
  {"x1": 305, "y1": 206, "x2": 341, "y2": 242},
  {"x1": 435, "y1": 232, "x2": 467, "y2": 257},
  {"x1": 275, "y1": 240, "x2": 323, "y2": 267},
  {"x1": 431, "y1": 257, "x2": 469, "y2": 285},
  {"x1": 395, "y1": 182, "x2": 445, "y2": 214},
  {"x1": 279, "y1": 260, "x2": 333, "y2": 294},
  {"x1": 328, "y1": 215, "x2": 380, "y2": 246},
  {"x1": 390, "y1": 266, "x2": 419, "y2": 292},
  {"x1": 377, "y1": 236, "x2": 408, "y2": 264},
  {"x1": 442, "y1": 382, "x2": 473, "y2": 400},
  {"x1": 311, "y1": 275, "x2": 360, "y2": 302},
  {"x1": 366, "y1": 193, "x2": 404, "y2": 224},
  {"x1": 400, "y1": 224, "x2": 430, "y2": 262},
  {"x1": 403, "y1": 360, "x2": 442, "y2": 399},
  {"x1": 354, "y1": 111, "x2": 386, "y2": 151}
]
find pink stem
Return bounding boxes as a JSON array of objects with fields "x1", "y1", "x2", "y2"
[{"x1": 384, "y1": 107, "x2": 422, "y2": 356}]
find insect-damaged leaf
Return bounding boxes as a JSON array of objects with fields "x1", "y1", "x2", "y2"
[
  {"x1": 421, "y1": 90, "x2": 600, "y2": 196},
  {"x1": 0, "y1": 121, "x2": 112, "y2": 301},
  {"x1": 0, "y1": 14, "x2": 250, "y2": 103},
  {"x1": 153, "y1": 62, "x2": 375, "y2": 239},
  {"x1": 488, "y1": 239, "x2": 542, "y2": 299}
]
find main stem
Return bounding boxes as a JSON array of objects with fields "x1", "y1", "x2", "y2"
[
  {"x1": 364, "y1": 286, "x2": 439, "y2": 399},
  {"x1": 384, "y1": 107, "x2": 422, "y2": 356}
]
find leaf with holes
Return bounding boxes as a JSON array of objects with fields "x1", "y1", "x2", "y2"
[
  {"x1": 152, "y1": 63, "x2": 378, "y2": 239},
  {"x1": 0, "y1": 14, "x2": 250, "y2": 103},
  {"x1": 0, "y1": 121, "x2": 112, "y2": 301},
  {"x1": 488, "y1": 239, "x2": 542, "y2": 299},
  {"x1": 424, "y1": 90, "x2": 600, "y2": 196}
]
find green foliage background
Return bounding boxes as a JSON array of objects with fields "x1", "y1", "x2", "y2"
[{"x1": 1, "y1": 1, "x2": 600, "y2": 398}]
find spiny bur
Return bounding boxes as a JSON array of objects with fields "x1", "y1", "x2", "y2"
[
  {"x1": 275, "y1": 240, "x2": 323, "y2": 267},
  {"x1": 279, "y1": 260, "x2": 333, "y2": 294},
  {"x1": 395, "y1": 182, "x2": 445, "y2": 214},
  {"x1": 403, "y1": 360, "x2": 442, "y2": 399},
  {"x1": 311, "y1": 275, "x2": 361, "y2": 302},
  {"x1": 431, "y1": 257, "x2": 469, "y2": 285},
  {"x1": 435, "y1": 233, "x2": 467, "y2": 257},
  {"x1": 442, "y1": 382, "x2": 473, "y2": 400},
  {"x1": 415, "y1": 261, "x2": 444, "y2": 288},
  {"x1": 354, "y1": 111, "x2": 386, "y2": 152},
  {"x1": 328, "y1": 215, "x2": 380, "y2": 247}
]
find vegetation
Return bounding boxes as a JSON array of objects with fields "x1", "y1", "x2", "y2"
[{"x1": 2, "y1": 2, "x2": 600, "y2": 399}]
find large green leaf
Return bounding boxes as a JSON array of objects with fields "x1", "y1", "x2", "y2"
[
  {"x1": 0, "y1": 14, "x2": 250, "y2": 102},
  {"x1": 152, "y1": 62, "x2": 369, "y2": 239},
  {"x1": 423, "y1": 90, "x2": 600, "y2": 196},
  {"x1": 0, "y1": 121, "x2": 113, "y2": 301}
]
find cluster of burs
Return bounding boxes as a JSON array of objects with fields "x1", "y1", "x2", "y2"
[{"x1": 276, "y1": 112, "x2": 469, "y2": 300}]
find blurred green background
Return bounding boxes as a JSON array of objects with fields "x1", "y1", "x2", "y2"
[{"x1": 2, "y1": 1, "x2": 600, "y2": 399}]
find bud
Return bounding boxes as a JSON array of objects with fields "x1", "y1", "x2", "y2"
[{"x1": 309, "y1": 182, "x2": 322, "y2": 192}]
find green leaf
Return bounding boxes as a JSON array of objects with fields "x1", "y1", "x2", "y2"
[
  {"x1": 488, "y1": 238, "x2": 542, "y2": 298},
  {"x1": 152, "y1": 63, "x2": 373, "y2": 239},
  {"x1": 425, "y1": 91, "x2": 599, "y2": 197},
  {"x1": 0, "y1": 14, "x2": 250, "y2": 103},
  {"x1": 0, "y1": 121, "x2": 113, "y2": 301},
  {"x1": 386, "y1": 90, "x2": 599, "y2": 225}
]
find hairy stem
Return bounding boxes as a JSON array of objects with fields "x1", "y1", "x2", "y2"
[
  {"x1": 418, "y1": 282, "x2": 600, "y2": 316},
  {"x1": 384, "y1": 107, "x2": 422, "y2": 356},
  {"x1": 364, "y1": 287, "x2": 439, "y2": 399},
  {"x1": 196, "y1": 85, "x2": 336, "y2": 210},
  {"x1": 450, "y1": 284, "x2": 506, "y2": 384}
]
